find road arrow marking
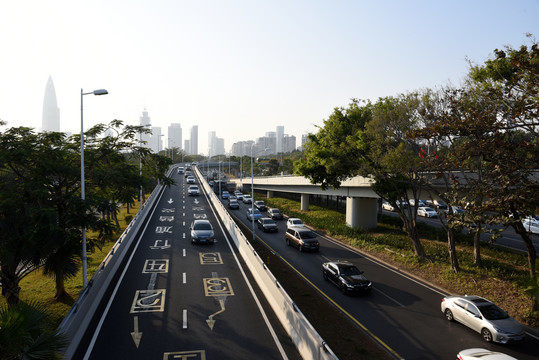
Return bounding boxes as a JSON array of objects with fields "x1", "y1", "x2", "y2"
[
  {"x1": 131, "y1": 316, "x2": 142, "y2": 348},
  {"x1": 206, "y1": 299, "x2": 226, "y2": 330},
  {"x1": 168, "y1": 198, "x2": 174, "y2": 204}
]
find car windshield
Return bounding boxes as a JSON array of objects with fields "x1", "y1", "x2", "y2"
[
  {"x1": 477, "y1": 304, "x2": 509, "y2": 320},
  {"x1": 263, "y1": 219, "x2": 275, "y2": 224},
  {"x1": 292, "y1": 219, "x2": 303, "y2": 224},
  {"x1": 340, "y1": 265, "x2": 362, "y2": 276},
  {"x1": 424, "y1": 207, "x2": 434, "y2": 211},
  {"x1": 299, "y1": 231, "x2": 316, "y2": 239},
  {"x1": 194, "y1": 223, "x2": 212, "y2": 230}
]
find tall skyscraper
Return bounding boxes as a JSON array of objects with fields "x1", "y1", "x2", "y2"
[
  {"x1": 139, "y1": 109, "x2": 151, "y2": 148},
  {"x1": 150, "y1": 127, "x2": 162, "y2": 153},
  {"x1": 208, "y1": 131, "x2": 217, "y2": 157},
  {"x1": 190, "y1": 125, "x2": 198, "y2": 155},
  {"x1": 42, "y1": 76, "x2": 60, "y2": 132},
  {"x1": 276, "y1": 126, "x2": 284, "y2": 153},
  {"x1": 168, "y1": 123, "x2": 182, "y2": 150}
]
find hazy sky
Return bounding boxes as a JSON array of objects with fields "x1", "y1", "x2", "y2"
[{"x1": 1, "y1": 0, "x2": 538, "y2": 155}]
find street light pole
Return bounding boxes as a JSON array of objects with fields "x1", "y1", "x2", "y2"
[
  {"x1": 81, "y1": 88, "x2": 108, "y2": 289},
  {"x1": 139, "y1": 123, "x2": 152, "y2": 206},
  {"x1": 251, "y1": 146, "x2": 270, "y2": 244}
]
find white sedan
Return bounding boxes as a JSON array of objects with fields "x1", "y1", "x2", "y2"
[
  {"x1": 286, "y1": 218, "x2": 305, "y2": 228},
  {"x1": 457, "y1": 348, "x2": 518, "y2": 360},
  {"x1": 522, "y1": 217, "x2": 539, "y2": 234},
  {"x1": 381, "y1": 202, "x2": 395, "y2": 211},
  {"x1": 417, "y1": 206, "x2": 437, "y2": 218}
]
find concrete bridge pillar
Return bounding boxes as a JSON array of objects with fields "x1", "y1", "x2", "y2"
[
  {"x1": 301, "y1": 194, "x2": 310, "y2": 211},
  {"x1": 346, "y1": 197, "x2": 378, "y2": 229},
  {"x1": 267, "y1": 190, "x2": 274, "y2": 199}
]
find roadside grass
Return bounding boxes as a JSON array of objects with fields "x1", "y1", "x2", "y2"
[
  {"x1": 0, "y1": 202, "x2": 141, "y2": 328},
  {"x1": 262, "y1": 195, "x2": 538, "y2": 327}
]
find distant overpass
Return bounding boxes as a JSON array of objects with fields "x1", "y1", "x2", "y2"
[{"x1": 233, "y1": 175, "x2": 380, "y2": 229}]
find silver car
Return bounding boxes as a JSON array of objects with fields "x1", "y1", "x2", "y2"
[
  {"x1": 441, "y1": 295, "x2": 525, "y2": 343},
  {"x1": 190, "y1": 220, "x2": 215, "y2": 244}
]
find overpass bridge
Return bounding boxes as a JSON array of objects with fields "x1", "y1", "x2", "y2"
[{"x1": 233, "y1": 175, "x2": 380, "y2": 230}]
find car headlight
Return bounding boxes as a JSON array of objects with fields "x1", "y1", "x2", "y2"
[{"x1": 493, "y1": 327, "x2": 511, "y2": 334}]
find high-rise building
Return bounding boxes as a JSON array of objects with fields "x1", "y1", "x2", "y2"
[
  {"x1": 139, "y1": 109, "x2": 151, "y2": 148},
  {"x1": 150, "y1": 127, "x2": 163, "y2": 153},
  {"x1": 208, "y1": 131, "x2": 217, "y2": 157},
  {"x1": 168, "y1": 123, "x2": 182, "y2": 150},
  {"x1": 216, "y1": 138, "x2": 225, "y2": 155},
  {"x1": 231, "y1": 140, "x2": 254, "y2": 157},
  {"x1": 276, "y1": 126, "x2": 284, "y2": 153},
  {"x1": 190, "y1": 125, "x2": 198, "y2": 155},
  {"x1": 283, "y1": 134, "x2": 297, "y2": 153},
  {"x1": 184, "y1": 140, "x2": 191, "y2": 155},
  {"x1": 42, "y1": 76, "x2": 60, "y2": 132}
]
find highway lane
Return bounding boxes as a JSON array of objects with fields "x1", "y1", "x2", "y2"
[
  {"x1": 80, "y1": 171, "x2": 297, "y2": 360},
  {"x1": 224, "y1": 195, "x2": 539, "y2": 360},
  {"x1": 381, "y1": 208, "x2": 539, "y2": 253}
]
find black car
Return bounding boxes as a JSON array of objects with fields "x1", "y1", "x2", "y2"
[
  {"x1": 322, "y1": 261, "x2": 372, "y2": 295},
  {"x1": 257, "y1": 217, "x2": 278, "y2": 232},
  {"x1": 254, "y1": 200, "x2": 267, "y2": 212},
  {"x1": 267, "y1": 208, "x2": 283, "y2": 220}
]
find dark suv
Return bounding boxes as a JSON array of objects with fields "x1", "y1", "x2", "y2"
[{"x1": 285, "y1": 228, "x2": 319, "y2": 252}]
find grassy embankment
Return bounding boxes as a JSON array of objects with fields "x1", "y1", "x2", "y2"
[{"x1": 0, "y1": 201, "x2": 140, "y2": 327}]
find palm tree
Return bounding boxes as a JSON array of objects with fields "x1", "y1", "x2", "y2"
[{"x1": 0, "y1": 301, "x2": 68, "y2": 359}]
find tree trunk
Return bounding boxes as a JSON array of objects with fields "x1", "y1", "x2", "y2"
[
  {"x1": 54, "y1": 276, "x2": 69, "y2": 300},
  {"x1": 473, "y1": 225, "x2": 482, "y2": 267},
  {"x1": 401, "y1": 214, "x2": 426, "y2": 258},
  {"x1": 1, "y1": 275, "x2": 21, "y2": 305},
  {"x1": 447, "y1": 227, "x2": 460, "y2": 272},
  {"x1": 512, "y1": 223, "x2": 537, "y2": 279}
]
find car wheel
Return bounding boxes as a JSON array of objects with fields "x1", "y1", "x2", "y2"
[
  {"x1": 286, "y1": 238, "x2": 290, "y2": 246},
  {"x1": 444, "y1": 309, "x2": 454, "y2": 321},
  {"x1": 323, "y1": 272, "x2": 328, "y2": 281},
  {"x1": 298, "y1": 245, "x2": 303, "y2": 252},
  {"x1": 340, "y1": 284, "x2": 347, "y2": 295},
  {"x1": 481, "y1": 328, "x2": 493, "y2": 342}
]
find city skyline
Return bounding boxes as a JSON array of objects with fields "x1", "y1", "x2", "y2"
[{"x1": 1, "y1": 2, "x2": 538, "y2": 155}]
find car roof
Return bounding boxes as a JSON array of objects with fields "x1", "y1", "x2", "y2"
[
  {"x1": 193, "y1": 219, "x2": 210, "y2": 224},
  {"x1": 291, "y1": 227, "x2": 312, "y2": 233}
]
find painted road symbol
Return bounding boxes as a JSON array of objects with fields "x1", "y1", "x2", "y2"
[
  {"x1": 130, "y1": 289, "x2": 166, "y2": 313},
  {"x1": 203, "y1": 277, "x2": 234, "y2": 297},
  {"x1": 193, "y1": 214, "x2": 207, "y2": 219},
  {"x1": 155, "y1": 226, "x2": 173, "y2": 234},
  {"x1": 150, "y1": 240, "x2": 171, "y2": 250},
  {"x1": 163, "y1": 350, "x2": 206, "y2": 360},
  {"x1": 199, "y1": 252, "x2": 223, "y2": 265},
  {"x1": 159, "y1": 215, "x2": 174, "y2": 222},
  {"x1": 162, "y1": 208, "x2": 175, "y2": 213},
  {"x1": 142, "y1": 259, "x2": 169, "y2": 273}
]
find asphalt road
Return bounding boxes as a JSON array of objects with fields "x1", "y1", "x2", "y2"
[
  {"x1": 80, "y1": 172, "x2": 299, "y2": 360},
  {"x1": 223, "y1": 193, "x2": 539, "y2": 360},
  {"x1": 383, "y1": 208, "x2": 539, "y2": 253}
]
